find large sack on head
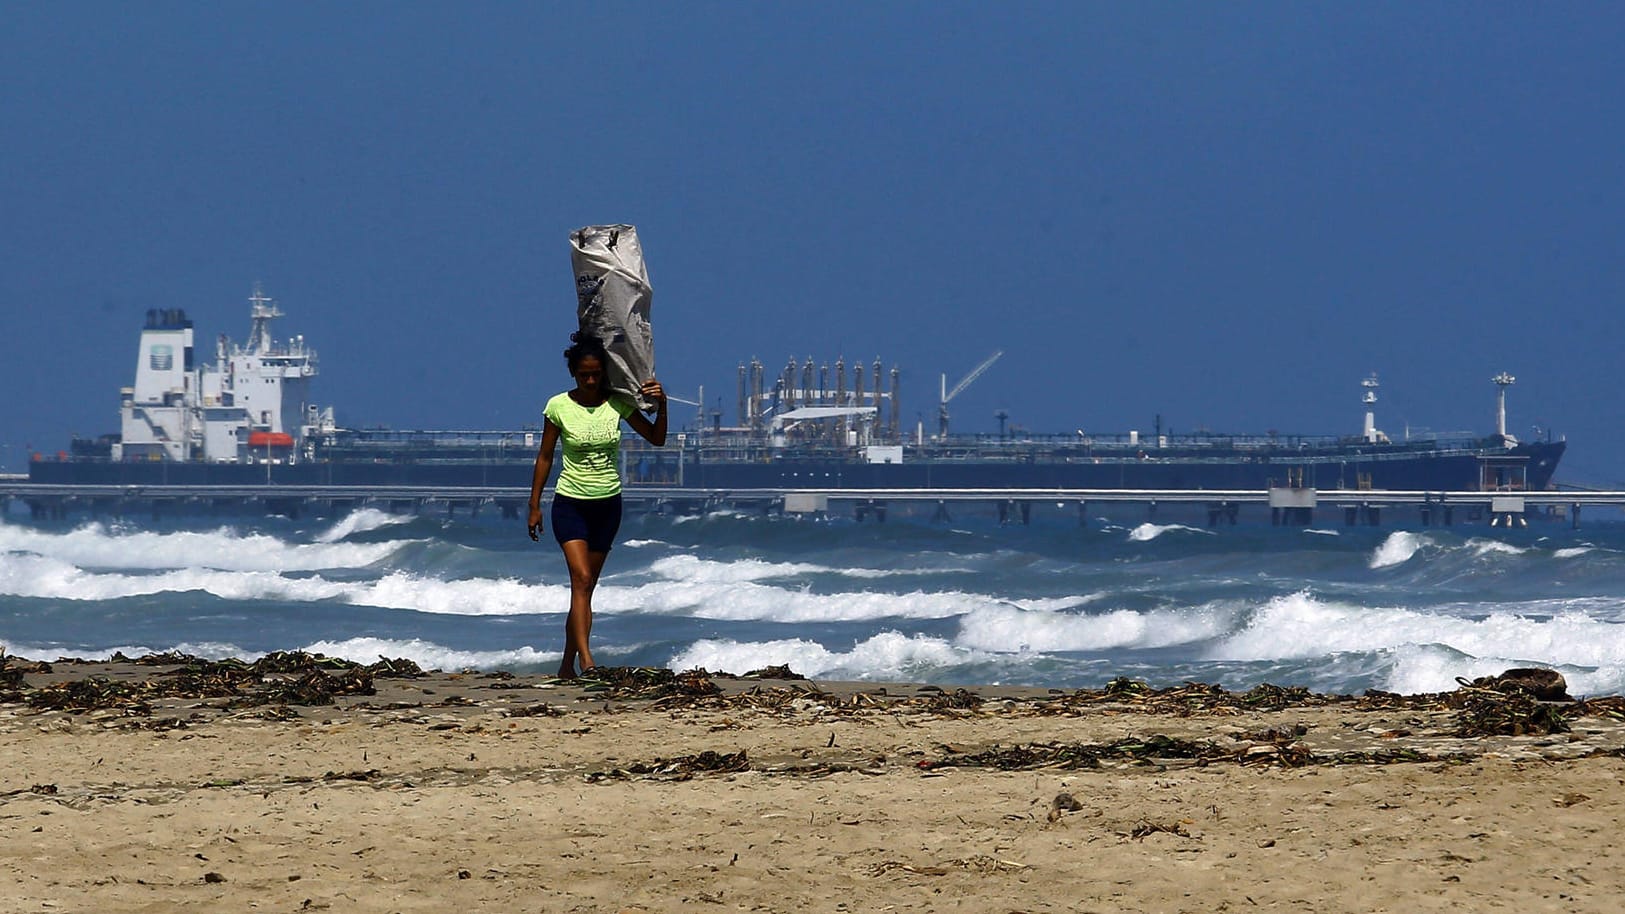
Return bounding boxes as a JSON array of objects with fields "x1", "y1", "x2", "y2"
[{"x1": 570, "y1": 225, "x2": 655, "y2": 411}]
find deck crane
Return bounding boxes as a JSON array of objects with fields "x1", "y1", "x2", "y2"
[
  {"x1": 663, "y1": 385, "x2": 706, "y2": 430},
  {"x1": 938, "y1": 350, "x2": 1003, "y2": 439}
]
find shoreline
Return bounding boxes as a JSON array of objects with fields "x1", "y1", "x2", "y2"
[{"x1": 4, "y1": 657, "x2": 1624, "y2": 912}]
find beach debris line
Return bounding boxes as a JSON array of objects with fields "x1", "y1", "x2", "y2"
[
  {"x1": 914, "y1": 734, "x2": 1455, "y2": 771},
  {"x1": 504, "y1": 702, "x2": 567, "y2": 718},
  {"x1": 1452, "y1": 686, "x2": 1570, "y2": 737},
  {"x1": 1084, "y1": 678, "x2": 1328, "y2": 715},
  {"x1": 733, "y1": 664, "x2": 808, "y2": 681},
  {"x1": 2, "y1": 651, "x2": 435, "y2": 714},
  {"x1": 917, "y1": 735, "x2": 1236, "y2": 771},
  {"x1": 869, "y1": 856, "x2": 1030, "y2": 877},
  {"x1": 3, "y1": 655, "x2": 1601, "y2": 749},
  {"x1": 576, "y1": 666, "x2": 722, "y2": 702},
  {"x1": 585, "y1": 749, "x2": 750, "y2": 782},
  {"x1": 1130, "y1": 821, "x2": 1195, "y2": 841}
]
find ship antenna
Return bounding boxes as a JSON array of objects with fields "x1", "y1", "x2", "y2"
[{"x1": 1492, "y1": 371, "x2": 1517, "y2": 445}]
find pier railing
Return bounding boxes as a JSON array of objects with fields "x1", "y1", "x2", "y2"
[{"x1": 1, "y1": 480, "x2": 1618, "y2": 528}]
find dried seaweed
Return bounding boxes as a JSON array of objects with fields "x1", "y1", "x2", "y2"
[
  {"x1": 1042, "y1": 679, "x2": 1340, "y2": 717},
  {"x1": 1453, "y1": 688, "x2": 1570, "y2": 737},
  {"x1": 580, "y1": 666, "x2": 722, "y2": 703},
  {"x1": 0, "y1": 649, "x2": 25, "y2": 689},
  {"x1": 741, "y1": 664, "x2": 807, "y2": 680},
  {"x1": 586, "y1": 749, "x2": 749, "y2": 782},
  {"x1": 504, "y1": 703, "x2": 566, "y2": 718},
  {"x1": 26, "y1": 677, "x2": 151, "y2": 713},
  {"x1": 252, "y1": 668, "x2": 375, "y2": 706},
  {"x1": 367, "y1": 657, "x2": 427, "y2": 678},
  {"x1": 5, "y1": 655, "x2": 1619, "y2": 756},
  {"x1": 110, "y1": 650, "x2": 207, "y2": 666},
  {"x1": 1238, "y1": 683, "x2": 1314, "y2": 711},
  {"x1": 1130, "y1": 821, "x2": 1193, "y2": 840},
  {"x1": 1575, "y1": 696, "x2": 1625, "y2": 719},
  {"x1": 905, "y1": 688, "x2": 986, "y2": 712},
  {"x1": 15, "y1": 652, "x2": 378, "y2": 712},
  {"x1": 919, "y1": 734, "x2": 1233, "y2": 771}
]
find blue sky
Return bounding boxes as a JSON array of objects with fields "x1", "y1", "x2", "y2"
[{"x1": 3, "y1": 2, "x2": 1622, "y2": 482}]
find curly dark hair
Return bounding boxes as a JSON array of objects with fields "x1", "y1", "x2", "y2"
[{"x1": 563, "y1": 331, "x2": 610, "y2": 373}]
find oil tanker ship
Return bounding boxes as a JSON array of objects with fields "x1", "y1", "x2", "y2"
[{"x1": 31, "y1": 290, "x2": 1566, "y2": 494}]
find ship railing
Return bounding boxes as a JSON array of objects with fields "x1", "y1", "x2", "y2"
[
  {"x1": 658, "y1": 430, "x2": 1495, "y2": 455},
  {"x1": 629, "y1": 440, "x2": 1504, "y2": 467}
]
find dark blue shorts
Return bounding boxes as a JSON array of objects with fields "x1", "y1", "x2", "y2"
[{"x1": 551, "y1": 493, "x2": 623, "y2": 553}]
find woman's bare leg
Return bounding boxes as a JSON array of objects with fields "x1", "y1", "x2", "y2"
[{"x1": 558, "y1": 539, "x2": 610, "y2": 678}]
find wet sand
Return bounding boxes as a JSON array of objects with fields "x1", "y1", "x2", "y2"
[{"x1": 2, "y1": 660, "x2": 1623, "y2": 913}]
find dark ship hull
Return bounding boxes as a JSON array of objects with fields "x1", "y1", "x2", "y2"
[{"x1": 30, "y1": 434, "x2": 1567, "y2": 494}]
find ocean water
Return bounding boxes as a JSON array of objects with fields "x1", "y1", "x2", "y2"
[{"x1": 4, "y1": 506, "x2": 1625, "y2": 696}]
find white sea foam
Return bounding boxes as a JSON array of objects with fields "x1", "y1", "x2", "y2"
[
  {"x1": 350, "y1": 572, "x2": 560, "y2": 615},
  {"x1": 1211, "y1": 590, "x2": 1625, "y2": 692},
  {"x1": 602, "y1": 580, "x2": 1005, "y2": 623},
  {"x1": 669, "y1": 509, "x2": 751, "y2": 524},
  {"x1": 0, "y1": 518, "x2": 405, "y2": 571},
  {"x1": 1380, "y1": 646, "x2": 1523, "y2": 695},
  {"x1": 955, "y1": 603, "x2": 1232, "y2": 653},
  {"x1": 1128, "y1": 523, "x2": 1214, "y2": 542},
  {"x1": 0, "y1": 639, "x2": 156, "y2": 661},
  {"x1": 0, "y1": 553, "x2": 352, "y2": 602},
  {"x1": 1369, "y1": 531, "x2": 1429, "y2": 568},
  {"x1": 620, "y1": 539, "x2": 668, "y2": 548},
  {"x1": 301, "y1": 637, "x2": 560, "y2": 670},
  {"x1": 12, "y1": 511, "x2": 1625, "y2": 696},
  {"x1": 0, "y1": 552, "x2": 563, "y2": 611},
  {"x1": 1467, "y1": 538, "x2": 1527, "y2": 558},
  {"x1": 0, "y1": 549, "x2": 1056, "y2": 624},
  {"x1": 1384, "y1": 645, "x2": 1625, "y2": 697},
  {"x1": 1303, "y1": 529, "x2": 1341, "y2": 537},
  {"x1": 0, "y1": 636, "x2": 561, "y2": 672},
  {"x1": 645, "y1": 554, "x2": 952, "y2": 583},
  {"x1": 669, "y1": 631, "x2": 982, "y2": 680},
  {"x1": 0, "y1": 639, "x2": 264, "y2": 663},
  {"x1": 313, "y1": 508, "x2": 411, "y2": 543}
]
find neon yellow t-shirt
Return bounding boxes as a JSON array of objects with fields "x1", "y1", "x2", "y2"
[{"x1": 544, "y1": 392, "x2": 636, "y2": 499}]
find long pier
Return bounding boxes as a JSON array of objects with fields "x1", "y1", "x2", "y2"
[{"x1": 2, "y1": 480, "x2": 1622, "y2": 527}]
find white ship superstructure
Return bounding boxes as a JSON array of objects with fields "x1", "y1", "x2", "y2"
[{"x1": 115, "y1": 287, "x2": 334, "y2": 463}]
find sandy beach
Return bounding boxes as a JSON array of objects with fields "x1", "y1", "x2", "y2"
[{"x1": 3, "y1": 656, "x2": 1623, "y2": 914}]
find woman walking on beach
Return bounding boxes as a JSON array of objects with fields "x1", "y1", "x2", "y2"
[{"x1": 527, "y1": 332, "x2": 667, "y2": 679}]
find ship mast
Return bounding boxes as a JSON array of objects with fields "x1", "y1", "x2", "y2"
[
  {"x1": 1360, "y1": 373, "x2": 1381, "y2": 443},
  {"x1": 246, "y1": 283, "x2": 283, "y2": 354},
  {"x1": 1492, "y1": 371, "x2": 1517, "y2": 445}
]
